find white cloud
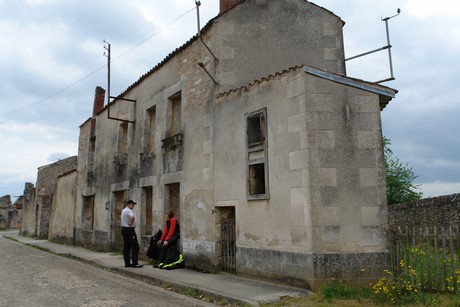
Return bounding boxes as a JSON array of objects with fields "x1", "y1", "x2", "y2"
[
  {"x1": 406, "y1": 0, "x2": 460, "y2": 18},
  {"x1": 0, "y1": 121, "x2": 77, "y2": 184},
  {"x1": 25, "y1": 0, "x2": 57, "y2": 5},
  {"x1": 419, "y1": 182, "x2": 460, "y2": 198}
]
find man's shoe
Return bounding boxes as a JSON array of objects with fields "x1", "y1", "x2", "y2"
[
  {"x1": 125, "y1": 264, "x2": 132, "y2": 268},
  {"x1": 157, "y1": 263, "x2": 165, "y2": 269},
  {"x1": 132, "y1": 264, "x2": 144, "y2": 268}
]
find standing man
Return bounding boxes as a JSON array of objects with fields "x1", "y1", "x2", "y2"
[{"x1": 121, "y1": 200, "x2": 143, "y2": 268}]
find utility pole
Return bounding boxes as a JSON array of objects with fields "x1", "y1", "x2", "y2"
[{"x1": 103, "y1": 40, "x2": 111, "y2": 104}]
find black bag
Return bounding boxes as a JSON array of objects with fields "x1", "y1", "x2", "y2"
[{"x1": 146, "y1": 229, "x2": 162, "y2": 259}]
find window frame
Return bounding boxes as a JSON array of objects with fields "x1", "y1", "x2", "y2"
[{"x1": 245, "y1": 107, "x2": 269, "y2": 200}]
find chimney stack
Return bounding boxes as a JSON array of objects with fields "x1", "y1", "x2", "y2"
[
  {"x1": 92, "y1": 86, "x2": 106, "y2": 116},
  {"x1": 220, "y1": 0, "x2": 243, "y2": 14}
]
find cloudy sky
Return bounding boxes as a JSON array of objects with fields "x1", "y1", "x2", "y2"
[{"x1": 0, "y1": 0, "x2": 459, "y2": 201}]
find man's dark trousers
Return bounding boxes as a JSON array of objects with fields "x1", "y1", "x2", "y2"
[{"x1": 122, "y1": 227, "x2": 140, "y2": 266}]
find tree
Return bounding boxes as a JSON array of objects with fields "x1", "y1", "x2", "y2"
[{"x1": 384, "y1": 137, "x2": 423, "y2": 205}]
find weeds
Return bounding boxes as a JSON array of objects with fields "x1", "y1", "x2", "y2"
[
  {"x1": 322, "y1": 282, "x2": 371, "y2": 301},
  {"x1": 371, "y1": 260, "x2": 420, "y2": 305},
  {"x1": 184, "y1": 288, "x2": 200, "y2": 297}
]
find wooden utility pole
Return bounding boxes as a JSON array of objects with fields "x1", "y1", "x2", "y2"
[{"x1": 103, "y1": 40, "x2": 111, "y2": 104}]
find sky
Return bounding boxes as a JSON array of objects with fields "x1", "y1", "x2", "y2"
[{"x1": 0, "y1": 0, "x2": 459, "y2": 201}]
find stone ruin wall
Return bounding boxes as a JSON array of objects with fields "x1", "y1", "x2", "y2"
[{"x1": 388, "y1": 193, "x2": 460, "y2": 230}]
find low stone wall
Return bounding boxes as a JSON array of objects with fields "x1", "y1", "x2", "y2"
[
  {"x1": 388, "y1": 193, "x2": 460, "y2": 230},
  {"x1": 237, "y1": 246, "x2": 389, "y2": 290}
]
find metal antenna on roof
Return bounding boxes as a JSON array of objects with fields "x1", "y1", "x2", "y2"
[{"x1": 345, "y1": 8, "x2": 401, "y2": 84}]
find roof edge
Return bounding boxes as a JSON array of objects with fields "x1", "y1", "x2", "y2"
[{"x1": 303, "y1": 66, "x2": 397, "y2": 98}]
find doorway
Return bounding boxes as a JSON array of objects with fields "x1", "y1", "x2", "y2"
[
  {"x1": 141, "y1": 186, "x2": 153, "y2": 235},
  {"x1": 112, "y1": 190, "x2": 127, "y2": 251},
  {"x1": 219, "y1": 207, "x2": 236, "y2": 274},
  {"x1": 165, "y1": 183, "x2": 180, "y2": 221}
]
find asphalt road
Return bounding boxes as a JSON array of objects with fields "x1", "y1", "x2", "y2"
[{"x1": 0, "y1": 233, "x2": 216, "y2": 307}]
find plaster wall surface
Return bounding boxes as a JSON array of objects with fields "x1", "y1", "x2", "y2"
[
  {"x1": 20, "y1": 183, "x2": 35, "y2": 235},
  {"x1": 36, "y1": 157, "x2": 77, "y2": 238},
  {"x1": 214, "y1": 67, "x2": 389, "y2": 288},
  {"x1": 212, "y1": 0, "x2": 345, "y2": 91},
  {"x1": 49, "y1": 171, "x2": 77, "y2": 243}
]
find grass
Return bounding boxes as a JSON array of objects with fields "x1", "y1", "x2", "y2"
[{"x1": 261, "y1": 283, "x2": 460, "y2": 306}]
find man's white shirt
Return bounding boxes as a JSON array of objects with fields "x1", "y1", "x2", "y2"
[{"x1": 121, "y1": 207, "x2": 135, "y2": 227}]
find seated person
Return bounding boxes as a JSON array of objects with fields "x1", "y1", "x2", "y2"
[{"x1": 154, "y1": 210, "x2": 180, "y2": 268}]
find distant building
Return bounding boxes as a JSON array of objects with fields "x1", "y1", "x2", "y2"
[
  {"x1": 0, "y1": 195, "x2": 20, "y2": 230},
  {"x1": 20, "y1": 157, "x2": 77, "y2": 238}
]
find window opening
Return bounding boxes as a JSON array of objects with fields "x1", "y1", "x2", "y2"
[
  {"x1": 168, "y1": 93, "x2": 181, "y2": 137},
  {"x1": 146, "y1": 106, "x2": 156, "y2": 153},
  {"x1": 249, "y1": 163, "x2": 266, "y2": 195},
  {"x1": 118, "y1": 122, "x2": 128, "y2": 153},
  {"x1": 82, "y1": 195, "x2": 94, "y2": 231},
  {"x1": 142, "y1": 186, "x2": 153, "y2": 235},
  {"x1": 246, "y1": 108, "x2": 269, "y2": 200},
  {"x1": 165, "y1": 183, "x2": 180, "y2": 222},
  {"x1": 247, "y1": 113, "x2": 264, "y2": 147}
]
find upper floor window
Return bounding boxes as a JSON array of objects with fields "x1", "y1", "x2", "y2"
[
  {"x1": 246, "y1": 108, "x2": 269, "y2": 200},
  {"x1": 145, "y1": 106, "x2": 156, "y2": 153},
  {"x1": 168, "y1": 92, "x2": 181, "y2": 137},
  {"x1": 247, "y1": 112, "x2": 265, "y2": 147},
  {"x1": 118, "y1": 122, "x2": 128, "y2": 153}
]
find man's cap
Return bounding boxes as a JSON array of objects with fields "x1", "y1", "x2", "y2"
[{"x1": 127, "y1": 200, "x2": 137, "y2": 205}]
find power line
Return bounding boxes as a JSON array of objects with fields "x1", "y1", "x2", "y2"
[
  {"x1": 114, "y1": 6, "x2": 196, "y2": 60},
  {"x1": 0, "y1": 6, "x2": 197, "y2": 122},
  {"x1": 0, "y1": 65, "x2": 106, "y2": 122}
]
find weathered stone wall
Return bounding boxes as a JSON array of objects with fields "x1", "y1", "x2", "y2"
[
  {"x1": 388, "y1": 193, "x2": 460, "y2": 230},
  {"x1": 214, "y1": 67, "x2": 390, "y2": 289},
  {"x1": 48, "y1": 170, "x2": 77, "y2": 244},
  {"x1": 35, "y1": 156, "x2": 78, "y2": 238},
  {"x1": 0, "y1": 195, "x2": 21, "y2": 230},
  {"x1": 20, "y1": 183, "x2": 36, "y2": 235},
  {"x1": 0, "y1": 195, "x2": 11, "y2": 229},
  {"x1": 237, "y1": 247, "x2": 388, "y2": 290},
  {"x1": 0, "y1": 195, "x2": 11, "y2": 207}
]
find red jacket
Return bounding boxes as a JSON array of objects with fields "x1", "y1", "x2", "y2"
[{"x1": 160, "y1": 217, "x2": 179, "y2": 241}]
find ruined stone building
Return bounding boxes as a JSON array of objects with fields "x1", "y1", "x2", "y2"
[
  {"x1": 0, "y1": 195, "x2": 20, "y2": 230},
  {"x1": 23, "y1": 0, "x2": 397, "y2": 289},
  {"x1": 20, "y1": 157, "x2": 77, "y2": 239}
]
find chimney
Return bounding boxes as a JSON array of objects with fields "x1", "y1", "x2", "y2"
[
  {"x1": 220, "y1": 0, "x2": 243, "y2": 14},
  {"x1": 92, "y1": 86, "x2": 106, "y2": 116}
]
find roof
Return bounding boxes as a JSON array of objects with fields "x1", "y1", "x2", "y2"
[
  {"x1": 303, "y1": 66, "x2": 397, "y2": 110},
  {"x1": 216, "y1": 64, "x2": 397, "y2": 110},
  {"x1": 101, "y1": 0, "x2": 345, "y2": 110}
]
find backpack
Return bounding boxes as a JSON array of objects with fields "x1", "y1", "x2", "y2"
[{"x1": 146, "y1": 229, "x2": 162, "y2": 259}]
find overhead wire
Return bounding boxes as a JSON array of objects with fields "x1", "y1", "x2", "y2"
[
  {"x1": 113, "y1": 6, "x2": 196, "y2": 61},
  {"x1": 0, "y1": 5, "x2": 197, "y2": 122}
]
